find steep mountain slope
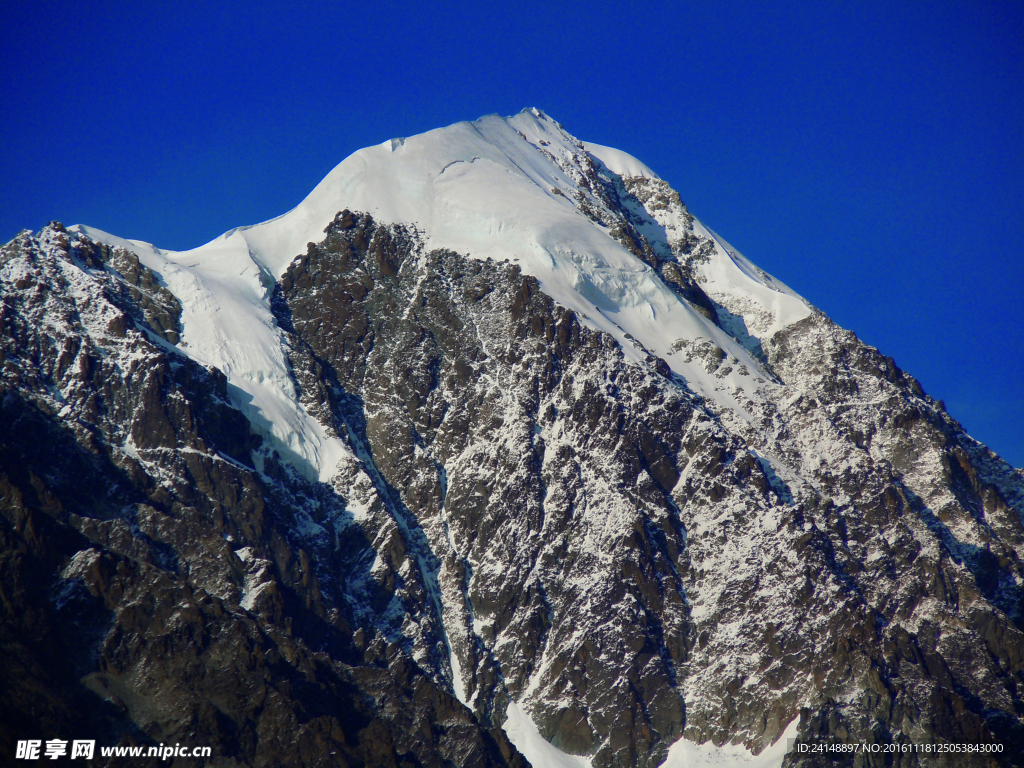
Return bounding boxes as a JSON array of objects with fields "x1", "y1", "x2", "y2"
[
  {"x1": 0, "y1": 224, "x2": 524, "y2": 767},
  {"x1": 2, "y1": 110, "x2": 1022, "y2": 767}
]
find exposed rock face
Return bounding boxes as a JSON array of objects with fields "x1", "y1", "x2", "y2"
[
  {"x1": 0, "y1": 225, "x2": 524, "y2": 767},
  {"x1": 746, "y1": 312, "x2": 1024, "y2": 763},
  {"x1": 273, "y1": 211, "x2": 706, "y2": 768},
  {"x1": 2, "y1": 113, "x2": 1023, "y2": 768}
]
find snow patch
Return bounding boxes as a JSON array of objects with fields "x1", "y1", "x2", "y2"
[
  {"x1": 72, "y1": 224, "x2": 352, "y2": 483},
  {"x1": 663, "y1": 718, "x2": 798, "y2": 768},
  {"x1": 693, "y1": 222, "x2": 811, "y2": 337},
  {"x1": 583, "y1": 141, "x2": 661, "y2": 180},
  {"x1": 503, "y1": 702, "x2": 592, "y2": 768}
]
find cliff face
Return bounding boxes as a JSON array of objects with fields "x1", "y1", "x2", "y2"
[{"x1": 2, "y1": 110, "x2": 1023, "y2": 768}]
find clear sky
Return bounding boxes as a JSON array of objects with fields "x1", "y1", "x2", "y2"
[{"x1": 2, "y1": 0, "x2": 1021, "y2": 466}]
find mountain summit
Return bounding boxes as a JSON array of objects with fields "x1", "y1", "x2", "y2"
[
  {"x1": 75, "y1": 108, "x2": 811, "y2": 487},
  {"x1": 2, "y1": 110, "x2": 1022, "y2": 767}
]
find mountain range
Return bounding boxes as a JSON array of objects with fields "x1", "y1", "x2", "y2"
[{"x1": 2, "y1": 109, "x2": 1022, "y2": 767}]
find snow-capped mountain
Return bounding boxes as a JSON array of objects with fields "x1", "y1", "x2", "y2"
[{"x1": 2, "y1": 109, "x2": 1022, "y2": 767}]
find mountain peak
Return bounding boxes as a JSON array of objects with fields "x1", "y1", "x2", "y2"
[{"x1": 77, "y1": 111, "x2": 810, "y2": 481}]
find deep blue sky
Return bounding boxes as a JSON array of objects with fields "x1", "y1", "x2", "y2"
[{"x1": 2, "y1": 1, "x2": 1022, "y2": 466}]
